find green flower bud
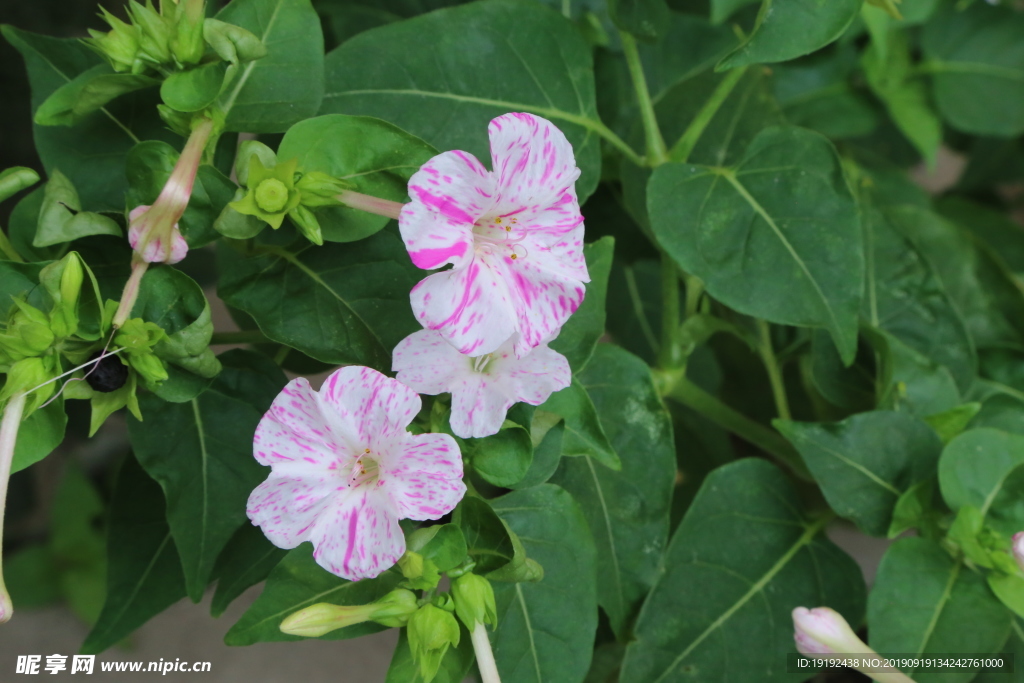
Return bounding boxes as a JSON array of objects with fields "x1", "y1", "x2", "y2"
[
  {"x1": 130, "y1": 0, "x2": 173, "y2": 65},
  {"x1": 288, "y1": 205, "x2": 324, "y2": 246},
  {"x1": 0, "y1": 299, "x2": 56, "y2": 363},
  {"x1": 170, "y1": 0, "x2": 206, "y2": 66},
  {"x1": 295, "y1": 171, "x2": 350, "y2": 208},
  {"x1": 1, "y1": 357, "x2": 55, "y2": 412},
  {"x1": 229, "y1": 157, "x2": 301, "y2": 230},
  {"x1": 398, "y1": 551, "x2": 441, "y2": 591},
  {"x1": 407, "y1": 604, "x2": 461, "y2": 683},
  {"x1": 279, "y1": 589, "x2": 419, "y2": 637},
  {"x1": 58, "y1": 255, "x2": 84, "y2": 311},
  {"x1": 128, "y1": 352, "x2": 169, "y2": 385},
  {"x1": 86, "y1": 7, "x2": 142, "y2": 73},
  {"x1": 202, "y1": 18, "x2": 267, "y2": 65},
  {"x1": 451, "y1": 572, "x2": 497, "y2": 629},
  {"x1": 114, "y1": 318, "x2": 166, "y2": 352}
]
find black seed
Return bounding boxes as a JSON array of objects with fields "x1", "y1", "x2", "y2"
[{"x1": 86, "y1": 352, "x2": 128, "y2": 393}]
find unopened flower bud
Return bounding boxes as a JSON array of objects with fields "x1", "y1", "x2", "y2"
[
  {"x1": 202, "y1": 18, "x2": 267, "y2": 65},
  {"x1": 58, "y1": 255, "x2": 84, "y2": 311},
  {"x1": 792, "y1": 606, "x2": 864, "y2": 656},
  {"x1": 129, "y1": 117, "x2": 214, "y2": 263},
  {"x1": 451, "y1": 572, "x2": 497, "y2": 629},
  {"x1": 407, "y1": 604, "x2": 461, "y2": 683},
  {"x1": 279, "y1": 589, "x2": 419, "y2": 637},
  {"x1": 130, "y1": 0, "x2": 173, "y2": 65},
  {"x1": 288, "y1": 205, "x2": 324, "y2": 246},
  {"x1": 1, "y1": 357, "x2": 55, "y2": 412},
  {"x1": 295, "y1": 171, "x2": 349, "y2": 208},
  {"x1": 170, "y1": 0, "x2": 205, "y2": 66},
  {"x1": 86, "y1": 8, "x2": 142, "y2": 73},
  {"x1": 1012, "y1": 532, "x2": 1024, "y2": 574}
]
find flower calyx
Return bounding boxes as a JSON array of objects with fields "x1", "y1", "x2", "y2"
[
  {"x1": 113, "y1": 318, "x2": 169, "y2": 386},
  {"x1": 407, "y1": 603, "x2": 462, "y2": 683},
  {"x1": 451, "y1": 572, "x2": 497, "y2": 630}
]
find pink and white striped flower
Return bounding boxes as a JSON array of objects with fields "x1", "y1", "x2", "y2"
[
  {"x1": 399, "y1": 113, "x2": 589, "y2": 359},
  {"x1": 393, "y1": 329, "x2": 570, "y2": 439},
  {"x1": 247, "y1": 366, "x2": 466, "y2": 582}
]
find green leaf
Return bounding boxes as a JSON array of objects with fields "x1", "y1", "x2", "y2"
[
  {"x1": 924, "y1": 403, "x2": 982, "y2": 444},
  {"x1": 869, "y1": 537, "x2": 1012, "y2": 682},
  {"x1": 608, "y1": 0, "x2": 669, "y2": 41},
  {"x1": 218, "y1": 227, "x2": 421, "y2": 370},
  {"x1": 890, "y1": 206, "x2": 1024, "y2": 353},
  {"x1": 224, "y1": 544, "x2": 401, "y2": 645},
  {"x1": 864, "y1": 329, "x2": 961, "y2": 418},
  {"x1": 976, "y1": 619, "x2": 1024, "y2": 683},
  {"x1": 4, "y1": 546, "x2": 61, "y2": 609},
  {"x1": 640, "y1": 13, "x2": 736, "y2": 101},
  {"x1": 276, "y1": 114, "x2": 437, "y2": 243},
  {"x1": 465, "y1": 422, "x2": 534, "y2": 488},
  {"x1": 550, "y1": 344, "x2": 675, "y2": 639},
  {"x1": 321, "y1": 0, "x2": 603, "y2": 201},
  {"x1": 540, "y1": 379, "x2": 618, "y2": 470},
  {"x1": 774, "y1": 47, "x2": 881, "y2": 141},
  {"x1": 210, "y1": 523, "x2": 287, "y2": 617},
  {"x1": 776, "y1": 411, "x2": 943, "y2": 536},
  {"x1": 888, "y1": 478, "x2": 939, "y2": 538},
  {"x1": 862, "y1": 203, "x2": 976, "y2": 392},
  {"x1": 548, "y1": 237, "x2": 613, "y2": 373},
  {"x1": 11, "y1": 399, "x2": 67, "y2": 474},
  {"x1": 938, "y1": 197, "x2": 1024, "y2": 276},
  {"x1": 989, "y1": 573, "x2": 1024, "y2": 621},
  {"x1": 621, "y1": 458, "x2": 866, "y2": 683},
  {"x1": 34, "y1": 64, "x2": 157, "y2": 127},
  {"x1": 717, "y1": 0, "x2": 862, "y2": 70},
  {"x1": 160, "y1": 62, "x2": 229, "y2": 113},
  {"x1": 33, "y1": 170, "x2": 121, "y2": 248},
  {"x1": 82, "y1": 455, "x2": 188, "y2": 654},
  {"x1": 510, "y1": 419, "x2": 565, "y2": 490},
  {"x1": 408, "y1": 524, "x2": 468, "y2": 573},
  {"x1": 710, "y1": 0, "x2": 759, "y2": 23},
  {"x1": 490, "y1": 484, "x2": 598, "y2": 683},
  {"x1": 128, "y1": 350, "x2": 286, "y2": 601},
  {"x1": 922, "y1": 2, "x2": 1024, "y2": 137},
  {"x1": 2, "y1": 25, "x2": 174, "y2": 211},
  {"x1": 863, "y1": 30, "x2": 942, "y2": 166},
  {"x1": 939, "y1": 428, "x2": 1024, "y2": 537},
  {"x1": 216, "y1": 0, "x2": 325, "y2": 133},
  {"x1": 649, "y1": 125, "x2": 862, "y2": 363},
  {"x1": 454, "y1": 496, "x2": 517, "y2": 575},
  {"x1": 387, "y1": 626, "x2": 475, "y2": 683}
]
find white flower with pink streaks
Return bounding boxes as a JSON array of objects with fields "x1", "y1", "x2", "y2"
[
  {"x1": 393, "y1": 329, "x2": 570, "y2": 439},
  {"x1": 399, "y1": 112, "x2": 589, "y2": 359},
  {"x1": 247, "y1": 366, "x2": 466, "y2": 582}
]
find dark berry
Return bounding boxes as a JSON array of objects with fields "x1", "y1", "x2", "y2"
[{"x1": 86, "y1": 352, "x2": 128, "y2": 393}]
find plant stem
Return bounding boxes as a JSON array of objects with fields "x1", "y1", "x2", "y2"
[
  {"x1": 0, "y1": 392, "x2": 27, "y2": 623},
  {"x1": 684, "y1": 274, "x2": 704, "y2": 318},
  {"x1": 757, "y1": 319, "x2": 792, "y2": 421},
  {"x1": 669, "y1": 66, "x2": 748, "y2": 163},
  {"x1": 471, "y1": 622, "x2": 501, "y2": 683},
  {"x1": 210, "y1": 329, "x2": 270, "y2": 345},
  {"x1": 620, "y1": 31, "x2": 668, "y2": 166},
  {"x1": 112, "y1": 257, "x2": 149, "y2": 328},
  {"x1": 337, "y1": 190, "x2": 404, "y2": 220},
  {"x1": 0, "y1": 229, "x2": 24, "y2": 263},
  {"x1": 659, "y1": 254, "x2": 682, "y2": 369},
  {"x1": 667, "y1": 376, "x2": 809, "y2": 478}
]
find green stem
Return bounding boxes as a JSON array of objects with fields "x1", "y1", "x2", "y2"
[
  {"x1": 620, "y1": 31, "x2": 668, "y2": 166},
  {"x1": 684, "y1": 274, "x2": 704, "y2": 318},
  {"x1": 757, "y1": 320, "x2": 792, "y2": 421},
  {"x1": 659, "y1": 254, "x2": 681, "y2": 369},
  {"x1": 0, "y1": 229, "x2": 24, "y2": 263},
  {"x1": 210, "y1": 329, "x2": 270, "y2": 345},
  {"x1": 667, "y1": 376, "x2": 808, "y2": 478},
  {"x1": 669, "y1": 66, "x2": 748, "y2": 163}
]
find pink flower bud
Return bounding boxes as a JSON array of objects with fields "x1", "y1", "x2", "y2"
[
  {"x1": 792, "y1": 606, "x2": 865, "y2": 655},
  {"x1": 1012, "y1": 532, "x2": 1024, "y2": 573},
  {"x1": 127, "y1": 117, "x2": 213, "y2": 264}
]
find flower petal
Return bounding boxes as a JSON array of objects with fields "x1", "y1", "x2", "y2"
[
  {"x1": 319, "y1": 367, "x2": 421, "y2": 448},
  {"x1": 488, "y1": 113, "x2": 580, "y2": 218},
  {"x1": 410, "y1": 257, "x2": 517, "y2": 356},
  {"x1": 401, "y1": 150, "x2": 495, "y2": 270},
  {"x1": 388, "y1": 432, "x2": 466, "y2": 519},
  {"x1": 392, "y1": 329, "x2": 468, "y2": 395},
  {"x1": 505, "y1": 343, "x2": 572, "y2": 405},
  {"x1": 128, "y1": 205, "x2": 189, "y2": 264},
  {"x1": 253, "y1": 377, "x2": 356, "y2": 469},
  {"x1": 449, "y1": 372, "x2": 515, "y2": 439},
  {"x1": 308, "y1": 489, "x2": 405, "y2": 581},
  {"x1": 246, "y1": 471, "x2": 339, "y2": 549}
]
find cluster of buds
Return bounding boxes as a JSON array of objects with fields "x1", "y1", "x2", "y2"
[
  {"x1": 87, "y1": 0, "x2": 206, "y2": 74},
  {"x1": 227, "y1": 142, "x2": 351, "y2": 245}
]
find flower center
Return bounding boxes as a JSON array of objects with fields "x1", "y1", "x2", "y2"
[
  {"x1": 349, "y1": 449, "x2": 382, "y2": 488},
  {"x1": 255, "y1": 178, "x2": 289, "y2": 213},
  {"x1": 472, "y1": 215, "x2": 527, "y2": 261},
  {"x1": 470, "y1": 353, "x2": 496, "y2": 374}
]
